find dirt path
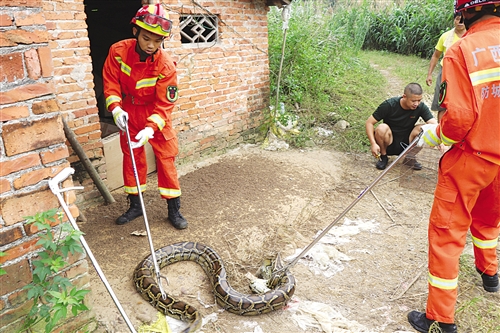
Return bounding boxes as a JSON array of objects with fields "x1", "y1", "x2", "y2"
[
  {"x1": 80, "y1": 137, "x2": 448, "y2": 333},
  {"x1": 79, "y1": 60, "x2": 491, "y2": 333}
]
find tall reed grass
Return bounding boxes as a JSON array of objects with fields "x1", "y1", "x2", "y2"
[
  {"x1": 267, "y1": 0, "x2": 454, "y2": 150},
  {"x1": 364, "y1": 0, "x2": 455, "y2": 58}
]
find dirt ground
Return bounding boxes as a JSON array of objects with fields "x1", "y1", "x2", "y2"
[{"x1": 79, "y1": 142, "x2": 450, "y2": 333}]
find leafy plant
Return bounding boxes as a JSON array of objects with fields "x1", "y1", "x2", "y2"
[
  {"x1": 266, "y1": 0, "x2": 457, "y2": 152},
  {"x1": 0, "y1": 251, "x2": 6, "y2": 276},
  {"x1": 363, "y1": 0, "x2": 455, "y2": 58},
  {"x1": 21, "y1": 208, "x2": 90, "y2": 333}
]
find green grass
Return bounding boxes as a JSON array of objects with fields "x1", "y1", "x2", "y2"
[
  {"x1": 358, "y1": 50, "x2": 435, "y2": 96},
  {"x1": 266, "y1": 2, "x2": 500, "y2": 329},
  {"x1": 269, "y1": 49, "x2": 436, "y2": 153},
  {"x1": 266, "y1": 0, "x2": 447, "y2": 153},
  {"x1": 456, "y1": 254, "x2": 500, "y2": 333}
]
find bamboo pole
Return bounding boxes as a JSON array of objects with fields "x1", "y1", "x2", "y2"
[{"x1": 62, "y1": 118, "x2": 116, "y2": 204}]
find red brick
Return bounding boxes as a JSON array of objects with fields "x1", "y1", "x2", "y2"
[
  {"x1": 43, "y1": 11, "x2": 74, "y2": 21},
  {"x1": 7, "y1": 288, "x2": 29, "y2": 307},
  {"x1": 73, "y1": 123, "x2": 101, "y2": 135},
  {"x1": 13, "y1": 11, "x2": 45, "y2": 26},
  {"x1": 0, "y1": 299, "x2": 33, "y2": 328},
  {"x1": 0, "y1": 153, "x2": 40, "y2": 177},
  {"x1": 40, "y1": 145, "x2": 69, "y2": 164},
  {"x1": 54, "y1": 2, "x2": 85, "y2": 11},
  {"x1": 32, "y1": 98, "x2": 59, "y2": 115},
  {"x1": 2, "y1": 115, "x2": 65, "y2": 156},
  {"x1": 24, "y1": 48, "x2": 41, "y2": 80},
  {"x1": 0, "y1": 189, "x2": 60, "y2": 226},
  {"x1": 0, "y1": 0, "x2": 42, "y2": 7},
  {"x1": 0, "y1": 259, "x2": 32, "y2": 294},
  {"x1": 0, "y1": 35, "x2": 15, "y2": 47},
  {"x1": 55, "y1": 20, "x2": 87, "y2": 30},
  {"x1": 23, "y1": 205, "x2": 71, "y2": 236},
  {"x1": 0, "y1": 81, "x2": 55, "y2": 105},
  {"x1": 0, "y1": 178, "x2": 11, "y2": 194},
  {"x1": 37, "y1": 46, "x2": 53, "y2": 77},
  {"x1": 0, "y1": 53, "x2": 24, "y2": 82},
  {"x1": 0, "y1": 226, "x2": 23, "y2": 247},
  {"x1": 0, "y1": 105, "x2": 29, "y2": 121},
  {"x1": 63, "y1": 260, "x2": 88, "y2": 280},
  {"x1": 0, "y1": 14, "x2": 12, "y2": 27},
  {"x1": 0, "y1": 29, "x2": 49, "y2": 46},
  {"x1": 13, "y1": 167, "x2": 52, "y2": 190}
]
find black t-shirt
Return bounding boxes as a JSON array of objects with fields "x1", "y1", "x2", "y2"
[{"x1": 372, "y1": 97, "x2": 434, "y2": 137}]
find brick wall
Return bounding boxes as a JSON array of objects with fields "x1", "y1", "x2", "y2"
[
  {"x1": 38, "y1": 0, "x2": 271, "y2": 208},
  {"x1": 1, "y1": 0, "x2": 271, "y2": 329},
  {"x1": 0, "y1": 1, "x2": 95, "y2": 332},
  {"x1": 43, "y1": 0, "x2": 104, "y2": 208},
  {"x1": 167, "y1": 0, "x2": 270, "y2": 160}
]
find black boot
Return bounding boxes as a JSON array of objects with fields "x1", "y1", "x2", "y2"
[
  {"x1": 376, "y1": 155, "x2": 388, "y2": 170},
  {"x1": 167, "y1": 197, "x2": 188, "y2": 229},
  {"x1": 407, "y1": 311, "x2": 457, "y2": 333},
  {"x1": 403, "y1": 155, "x2": 422, "y2": 170},
  {"x1": 476, "y1": 267, "x2": 500, "y2": 292},
  {"x1": 116, "y1": 195, "x2": 143, "y2": 225}
]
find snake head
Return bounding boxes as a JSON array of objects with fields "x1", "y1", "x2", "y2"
[{"x1": 266, "y1": 253, "x2": 289, "y2": 289}]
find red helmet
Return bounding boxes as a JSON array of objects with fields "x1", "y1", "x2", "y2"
[
  {"x1": 455, "y1": 0, "x2": 500, "y2": 12},
  {"x1": 130, "y1": 4, "x2": 172, "y2": 37}
]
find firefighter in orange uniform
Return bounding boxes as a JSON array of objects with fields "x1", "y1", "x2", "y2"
[
  {"x1": 408, "y1": 1, "x2": 500, "y2": 332},
  {"x1": 103, "y1": 4, "x2": 187, "y2": 229}
]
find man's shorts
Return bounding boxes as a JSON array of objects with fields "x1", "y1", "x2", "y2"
[{"x1": 387, "y1": 132, "x2": 410, "y2": 156}]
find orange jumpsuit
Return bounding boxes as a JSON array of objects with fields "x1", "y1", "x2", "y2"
[
  {"x1": 426, "y1": 17, "x2": 500, "y2": 323},
  {"x1": 103, "y1": 39, "x2": 181, "y2": 199}
]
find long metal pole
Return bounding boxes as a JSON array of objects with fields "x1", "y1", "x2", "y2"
[
  {"x1": 48, "y1": 168, "x2": 137, "y2": 333},
  {"x1": 282, "y1": 132, "x2": 424, "y2": 272},
  {"x1": 124, "y1": 124, "x2": 166, "y2": 299}
]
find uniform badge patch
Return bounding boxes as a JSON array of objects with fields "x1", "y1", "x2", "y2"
[
  {"x1": 438, "y1": 81, "x2": 447, "y2": 106},
  {"x1": 167, "y1": 86, "x2": 178, "y2": 102}
]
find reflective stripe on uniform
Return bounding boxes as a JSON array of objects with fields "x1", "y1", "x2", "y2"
[
  {"x1": 428, "y1": 272, "x2": 458, "y2": 290},
  {"x1": 423, "y1": 132, "x2": 441, "y2": 147},
  {"x1": 106, "y1": 95, "x2": 122, "y2": 109},
  {"x1": 159, "y1": 187, "x2": 181, "y2": 197},
  {"x1": 136, "y1": 77, "x2": 158, "y2": 89},
  {"x1": 469, "y1": 68, "x2": 500, "y2": 86},
  {"x1": 115, "y1": 56, "x2": 131, "y2": 76},
  {"x1": 472, "y1": 235, "x2": 499, "y2": 249},
  {"x1": 440, "y1": 130, "x2": 458, "y2": 146},
  {"x1": 148, "y1": 114, "x2": 165, "y2": 131},
  {"x1": 124, "y1": 184, "x2": 147, "y2": 195}
]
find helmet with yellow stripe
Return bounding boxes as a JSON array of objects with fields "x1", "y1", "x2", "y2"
[
  {"x1": 455, "y1": 0, "x2": 500, "y2": 12},
  {"x1": 130, "y1": 4, "x2": 172, "y2": 38}
]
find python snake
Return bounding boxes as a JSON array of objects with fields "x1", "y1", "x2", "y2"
[{"x1": 133, "y1": 241, "x2": 296, "y2": 333}]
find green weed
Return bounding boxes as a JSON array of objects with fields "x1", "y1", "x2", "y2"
[
  {"x1": 20, "y1": 209, "x2": 90, "y2": 333},
  {"x1": 456, "y1": 254, "x2": 500, "y2": 333}
]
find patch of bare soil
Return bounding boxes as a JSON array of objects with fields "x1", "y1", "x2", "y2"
[{"x1": 80, "y1": 144, "x2": 442, "y2": 333}]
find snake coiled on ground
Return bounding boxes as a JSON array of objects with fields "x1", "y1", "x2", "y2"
[{"x1": 133, "y1": 241, "x2": 296, "y2": 333}]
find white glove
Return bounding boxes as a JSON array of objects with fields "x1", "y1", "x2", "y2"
[
  {"x1": 130, "y1": 127, "x2": 154, "y2": 149},
  {"x1": 111, "y1": 107, "x2": 128, "y2": 131},
  {"x1": 418, "y1": 124, "x2": 441, "y2": 147}
]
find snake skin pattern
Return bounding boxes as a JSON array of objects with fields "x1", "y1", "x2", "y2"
[{"x1": 133, "y1": 241, "x2": 296, "y2": 333}]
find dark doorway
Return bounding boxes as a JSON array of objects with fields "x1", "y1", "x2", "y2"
[{"x1": 84, "y1": 0, "x2": 140, "y2": 126}]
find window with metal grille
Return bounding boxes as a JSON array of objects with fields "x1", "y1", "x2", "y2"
[{"x1": 180, "y1": 14, "x2": 218, "y2": 44}]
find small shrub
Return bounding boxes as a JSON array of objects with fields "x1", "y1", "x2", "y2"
[{"x1": 20, "y1": 208, "x2": 90, "y2": 333}]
